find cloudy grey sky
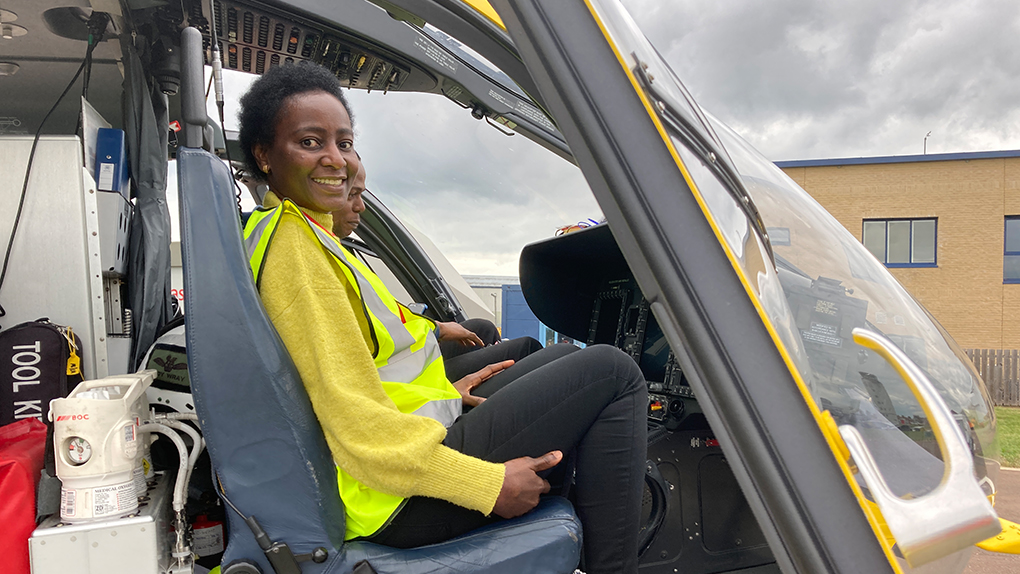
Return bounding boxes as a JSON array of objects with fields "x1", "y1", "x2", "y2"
[
  {"x1": 197, "y1": 1, "x2": 1020, "y2": 277},
  {"x1": 625, "y1": 0, "x2": 1020, "y2": 160}
]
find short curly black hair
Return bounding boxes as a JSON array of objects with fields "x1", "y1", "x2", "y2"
[{"x1": 238, "y1": 60, "x2": 353, "y2": 181}]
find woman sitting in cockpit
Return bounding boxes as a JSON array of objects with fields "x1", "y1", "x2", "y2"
[{"x1": 239, "y1": 60, "x2": 647, "y2": 574}]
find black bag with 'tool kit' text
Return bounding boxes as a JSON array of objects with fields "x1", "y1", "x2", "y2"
[{"x1": 0, "y1": 319, "x2": 84, "y2": 426}]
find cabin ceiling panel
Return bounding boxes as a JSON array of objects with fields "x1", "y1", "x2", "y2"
[{"x1": 1, "y1": 0, "x2": 125, "y2": 134}]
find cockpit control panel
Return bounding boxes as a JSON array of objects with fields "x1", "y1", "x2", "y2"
[
  {"x1": 586, "y1": 280, "x2": 694, "y2": 428},
  {"x1": 184, "y1": 0, "x2": 436, "y2": 93},
  {"x1": 519, "y1": 224, "x2": 697, "y2": 429}
]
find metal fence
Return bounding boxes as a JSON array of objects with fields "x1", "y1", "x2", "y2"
[{"x1": 965, "y1": 349, "x2": 1020, "y2": 407}]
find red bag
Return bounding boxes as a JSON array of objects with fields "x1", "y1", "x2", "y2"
[{"x1": 0, "y1": 418, "x2": 47, "y2": 574}]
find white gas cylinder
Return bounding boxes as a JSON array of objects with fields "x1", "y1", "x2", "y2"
[{"x1": 50, "y1": 370, "x2": 155, "y2": 523}]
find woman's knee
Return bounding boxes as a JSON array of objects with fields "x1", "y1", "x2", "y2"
[
  {"x1": 505, "y1": 336, "x2": 544, "y2": 358},
  {"x1": 521, "y1": 336, "x2": 543, "y2": 355},
  {"x1": 579, "y1": 344, "x2": 634, "y2": 367},
  {"x1": 578, "y1": 345, "x2": 645, "y2": 391},
  {"x1": 541, "y1": 340, "x2": 580, "y2": 359},
  {"x1": 461, "y1": 318, "x2": 500, "y2": 345}
]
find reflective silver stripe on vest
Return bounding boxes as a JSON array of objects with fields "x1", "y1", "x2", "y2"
[
  {"x1": 376, "y1": 333, "x2": 443, "y2": 383},
  {"x1": 302, "y1": 218, "x2": 431, "y2": 378},
  {"x1": 412, "y1": 397, "x2": 462, "y2": 428},
  {"x1": 244, "y1": 211, "x2": 276, "y2": 261}
]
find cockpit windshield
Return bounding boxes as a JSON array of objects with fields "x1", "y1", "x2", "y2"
[
  {"x1": 586, "y1": 0, "x2": 998, "y2": 509},
  {"x1": 717, "y1": 119, "x2": 998, "y2": 496}
]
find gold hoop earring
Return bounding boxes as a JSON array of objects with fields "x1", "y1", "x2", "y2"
[{"x1": 262, "y1": 165, "x2": 270, "y2": 174}]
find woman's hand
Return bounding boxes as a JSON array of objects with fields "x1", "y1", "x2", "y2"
[
  {"x1": 452, "y1": 360, "x2": 514, "y2": 407},
  {"x1": 493, "y1": 451, "x2": 563, "y2": 519},
  {"x1": 437, "y1": 321, "x2": 485, "y2": 347}
]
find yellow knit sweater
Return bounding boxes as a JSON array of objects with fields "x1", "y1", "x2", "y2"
[{"x1": 259, "y1": 192, "x2": 505, "y2": 516}]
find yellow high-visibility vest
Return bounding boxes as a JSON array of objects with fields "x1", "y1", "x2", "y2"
[{"x1": 244, "y1": 199, "x2": 461, "y2": 539}]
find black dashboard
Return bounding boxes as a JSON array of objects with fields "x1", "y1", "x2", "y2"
[{"x1": 519, "y1": 224, "x2": 698, "y2": 429}]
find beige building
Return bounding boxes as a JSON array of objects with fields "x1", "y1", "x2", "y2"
[{"x1": 777, "y1": 150, "x2": 1020, "y2": 351}]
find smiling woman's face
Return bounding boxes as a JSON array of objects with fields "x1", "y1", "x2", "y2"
[{"x1": 254, "y1": 90, "x2": 360, "y2": 214}]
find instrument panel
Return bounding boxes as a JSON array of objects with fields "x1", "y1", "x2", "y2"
[
  {"x1": 519, "y1": 224, "x2": 699, "y2": 429},
  {"x1": 585, "y1": 278, "x2": 695, "y2": 428},
  {"x1": 520, "y1": 224, "x2": 774, "y2": 572}
]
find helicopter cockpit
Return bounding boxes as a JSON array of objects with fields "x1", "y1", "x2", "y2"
[{"x1": 0, "y1": 0, "x2": 1006, "y2": 573}]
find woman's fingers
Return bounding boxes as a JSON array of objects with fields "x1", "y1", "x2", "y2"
[
  {"x1": 492, "y1": 451, "x2": 564, "y2": 519},
  {"x1": 475, "y1": 359, "x2": 514, "y2": 383},
  {"x1": 530, "y1": 450, "x2": 563, "y2": 473},
  {"x1": 453, "y1": 360, "x2": 515, "y2": 405},
  {"x1": 456, "y1": 360, "x2": 513, "y2": 389}
]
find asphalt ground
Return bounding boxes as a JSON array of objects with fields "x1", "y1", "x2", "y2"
[{"x1": 965, "y1": 467, "x2": 1020, "y2": 573}]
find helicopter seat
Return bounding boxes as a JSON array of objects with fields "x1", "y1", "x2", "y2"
[{"x1": 176, "y1": 146, "x2": 583, "y2": 574}]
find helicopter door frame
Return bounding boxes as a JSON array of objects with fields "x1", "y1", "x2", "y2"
[{"x1": 483, "y1": 1, "x2": 897, "y2": 573}]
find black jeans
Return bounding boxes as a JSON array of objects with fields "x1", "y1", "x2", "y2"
[
  {"x1": 444, "y1": 335, "x2": 548, "y2": 386},
  {"x1": 439, "y1": 318, "x2": 502, "y2": 360},
  {"x1": 370, "y1": 345, "x2": 647, "y2": 574}
]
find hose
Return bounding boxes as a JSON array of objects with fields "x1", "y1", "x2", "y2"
[
  {"x1": 157, "y1": 417, "x2": 204, "y2": 491},
  {"x1": 138, "y1": 422, "x2": 189, "y2": 513},
  {"x1": 140, "y1": 418, "x2": 197, "y2": 572}
]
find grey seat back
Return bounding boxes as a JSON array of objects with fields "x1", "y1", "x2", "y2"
[{"x1": 178, "y1": 148, "x2": 345, "y2": 572}]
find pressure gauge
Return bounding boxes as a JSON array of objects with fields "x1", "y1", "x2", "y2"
[{"x1": 67, "y1": 437, "x2": 92, "y2": 465}]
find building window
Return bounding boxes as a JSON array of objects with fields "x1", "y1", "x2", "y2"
[
  {"x1": 862, "y1": 218, "x2": 937, "y2": 267},
  {"x1": 1005, "y1": 217, "x2": 1020, "y2": 283}
]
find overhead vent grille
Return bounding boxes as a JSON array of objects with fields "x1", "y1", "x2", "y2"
[
  {"x1": 257, "y1": 16, "x2": 269, "y2": 48},
  {"x1": 194, "y1": 0, "x2": 411, "y2": 93},
  {"x1": 242, "y1": 11, "x2": 254, "y2": 44},
  {"x1": 272, "y1": 22, "x2": 285, "y2": 52}
]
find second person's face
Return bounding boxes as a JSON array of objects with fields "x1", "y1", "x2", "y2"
[
  {"x1": 255, "y1": 90, "x2": 359, "y2": 214},
  {"x1": 334, "y1": 167, "x2": 366, "y2": 238}
]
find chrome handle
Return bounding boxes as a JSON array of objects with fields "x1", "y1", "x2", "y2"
[{"x1": 839, "y1": 328, "x2": 999, "y2": 567}]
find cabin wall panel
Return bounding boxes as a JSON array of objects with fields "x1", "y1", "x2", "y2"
[{"x1": 0, "y1": 136, "x2": 107, "y2": 379}]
